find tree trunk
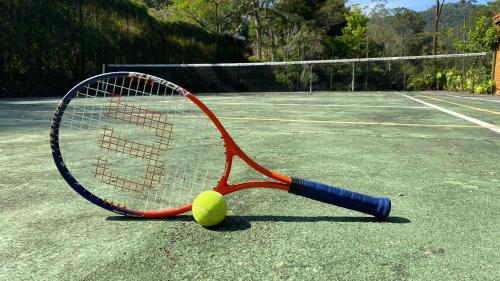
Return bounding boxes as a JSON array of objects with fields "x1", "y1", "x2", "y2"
[
  {"x1": 432, "y1": 0, "x2": 444, "y2": 56},
  {"x1": 253, "y1": 1, "x2": 262, "y2": 60},
  {"x1": 79, "y1": 0, "x2": 85, "y2": 77},
  {"x1": 214, "y1": 2, "x2": 220, "y2": 33},
  {"x1": 432, "y1": 0, "x2": 444, "y2": 90}
]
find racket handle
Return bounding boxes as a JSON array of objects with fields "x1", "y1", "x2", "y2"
[{"x1": 289, "y1": 177, "x2": 391, "y2": 220}]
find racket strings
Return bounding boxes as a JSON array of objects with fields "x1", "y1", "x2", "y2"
[
  {"x1": 59, "y1": 74, "x2": 225, "y2": 212},
  {"x1": 161, "y1": 99, "x2": 224, "y2": 206}
]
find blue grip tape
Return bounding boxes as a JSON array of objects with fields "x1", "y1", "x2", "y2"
[{"x1": 289, "y1": 177, "x2": 391, "y2": 220}]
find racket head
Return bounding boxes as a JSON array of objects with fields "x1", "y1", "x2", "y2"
[{"x1": 50, "y1": 72, "x2": 229, "y2": 217}]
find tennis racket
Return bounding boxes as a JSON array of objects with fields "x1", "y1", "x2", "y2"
[{"x1": 50, "y1": 72, "x2": 391, "y2": 219}]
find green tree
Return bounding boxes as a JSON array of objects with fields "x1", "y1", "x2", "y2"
[
  {"x1": 367, "y1": 1, "x2": 398, "y2": 57},
  {"x1": 167, "y1": 0, "x2": 254, "y2": 36},
  {"x1": 247, "y1": 0, "x2": 347, "y2": 61},
  {"x1": 338, "y1": 5, "x2": 368, "y2": 58},
  {"x1": 455, "y1": 15, "x2": 499, "y2": 52},
  {"x1": 391, "y1": 8, "x2": 424, "y2": 56},
  {"x1": 368, "y1": 6, "x2": 426, "y2": 57}
]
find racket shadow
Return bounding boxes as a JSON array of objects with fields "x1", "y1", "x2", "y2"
[
  {"x1": 106, "y1": 215, "x2": 193, "y2": 222},
  {"x1": 106, "y1": 215, "x2": 410, "y2": 232},
  {"x1": 228, "y1": 215, "x2": 410, "y2": 224}
]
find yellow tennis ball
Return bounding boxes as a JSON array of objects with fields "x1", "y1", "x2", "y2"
[{"x1": 192, "y1": 191, "x2": 228, "y2": 227}]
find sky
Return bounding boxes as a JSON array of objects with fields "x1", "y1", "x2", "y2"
[{"x1": 347, "y1": 0, "x2": 491, "y2": 12}]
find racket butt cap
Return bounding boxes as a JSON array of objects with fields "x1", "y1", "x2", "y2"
[{"x1": 377, "y1": 198, "x2": 391, "y2": 220}]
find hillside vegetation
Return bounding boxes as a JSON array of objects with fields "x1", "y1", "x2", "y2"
[
  {"x1": 0, "y1": 0, "x2": 245, "y2": 97},
  {"x1": 0, "y1": 0, "x2": 498, "y2": 96}
]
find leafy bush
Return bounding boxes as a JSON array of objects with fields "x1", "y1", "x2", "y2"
[
  {"x1": 449, "y1": 67, "x2": 493, "y2": 94},
  {"x1": 274, "y1": 69, "x2": 297, "y2": 90},
  {"x1": 444, "y1": 68, "x2": 462, "y2": 91},
  {"x1": 408, "y1": 65, "x2": 493, "y2": 94},
  {"x1": 407, "y1": 66, "x2": 438, "y2": 90}
]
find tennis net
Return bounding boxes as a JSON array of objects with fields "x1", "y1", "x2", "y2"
[{"x1": 104, "y1": 52, "x2": 492, "y2": 94}]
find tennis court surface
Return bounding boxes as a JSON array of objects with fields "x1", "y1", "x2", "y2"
[{"x1": 1, "y1": 91, "x2": 499, "y2": 280}]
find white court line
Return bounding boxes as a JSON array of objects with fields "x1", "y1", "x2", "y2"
[
  {"x1": 395, "y1": 92, "x2": 500, "y2": 134},
  {"x1": 199, "y1": 96, "x2": 404, "y2": 102},
  {"x1": 203, "y1": 101, "x2": 429, "y2": 109},
  {"x1": 448, "y1": 96, "x2": 500, "y2": 103},
  {"x1": 0, "y1": 183, "x2": 29, "y2": 192},
  {"x1": 0, "y1": 118, "x2": 48, "y2": 123},
  {"x1": 228, "y1": 127, "x2": 484, "y2": 141},
  {"x1": 0, "y1": 110, "x2": 54, "y2": 113},
  {"x1": 219, "y1": 115, "x2": 479, "y2": 128}
]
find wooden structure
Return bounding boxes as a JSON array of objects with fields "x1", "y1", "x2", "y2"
[{"x1": 493, "y1": 14, "x2": 500, "y2": 95}]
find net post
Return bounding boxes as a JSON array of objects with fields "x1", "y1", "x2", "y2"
[
  {"x1": 329, "y1": 66, "x2": 333, "y2": 90},
  {"x1": 102, "y1": 64, "x2": 106, "y2": 73},
  {"x1": 462, "y1": 55, "x2": 466, "y2": 91},
  {"x1": 351, "y1": 63, "x2": 355, "y2": 92},
  {"x1": 309, "y1": 64, "x2": 313, "y2": 94},
  {"x1": 403, "y1": 62, "x2": 407, "y2": 90},
  {"x1": 364, "y1": 61, "x2": 368, "y2": 90}
]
